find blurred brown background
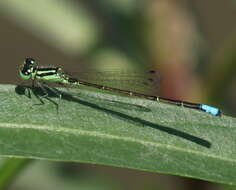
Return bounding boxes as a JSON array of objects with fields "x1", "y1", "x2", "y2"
[{"x1": 0, "y1": 0, "x2": 235, "y2": 189}]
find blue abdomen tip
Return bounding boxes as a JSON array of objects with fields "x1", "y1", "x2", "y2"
[{"x1": 200, "y1": 104, "x2": 221, "y2": 116}]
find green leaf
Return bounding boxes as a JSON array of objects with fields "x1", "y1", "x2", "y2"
[{"x1": 0, "y1": 84, "x2": 236, "y2": 185}]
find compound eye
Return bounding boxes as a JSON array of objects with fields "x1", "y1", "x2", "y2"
[
  {"x1": 21, "y1": 58, "x2": 36, "y2": 75},
  {"x1": 25, "y1": 58, "x2": 35, "y2": 65}
]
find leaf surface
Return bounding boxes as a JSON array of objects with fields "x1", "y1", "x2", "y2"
[{"x1": 0, "y1": 84, "x2": 236, "y2": 185}]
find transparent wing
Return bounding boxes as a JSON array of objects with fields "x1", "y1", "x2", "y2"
[{"x1": 65, "y1": 68, "x2": 161, "y2": 95}]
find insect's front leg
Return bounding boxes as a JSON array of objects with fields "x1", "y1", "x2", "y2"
[
  {"x1": 31, "y1": 79, "x2": 46, "y2": 106},
  {"x1": 30, "y1": 79, "x2": 61, "y2": 113},
  {"x1": 36, "y1": 81, "x2": 49, "y2": 98}
]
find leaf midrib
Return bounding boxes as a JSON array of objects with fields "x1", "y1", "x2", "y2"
[{"x1": 0, "y1": 122, "x2": 235, "y2": 164}]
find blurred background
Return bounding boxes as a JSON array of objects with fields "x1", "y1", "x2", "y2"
[{"x1": 0, "y1": 0, "x2": 235, "y2": 189}]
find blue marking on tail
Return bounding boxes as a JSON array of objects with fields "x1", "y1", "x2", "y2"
[{"x1": 200, "y1": 104, "x2": 221, "y2": 116}]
